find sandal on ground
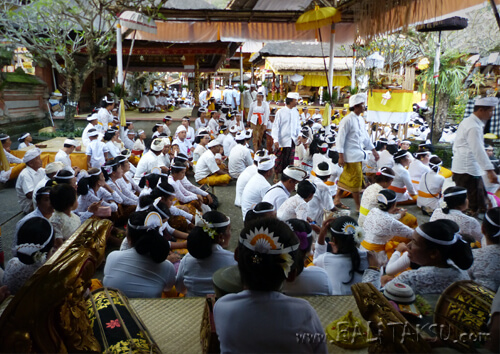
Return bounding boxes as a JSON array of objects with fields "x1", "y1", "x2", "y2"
[{"x1": 334, "y1": 203, "x2": 350, "y2": 210}]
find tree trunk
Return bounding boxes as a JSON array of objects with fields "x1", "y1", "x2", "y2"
[
  {"x1": 431, "y1": 91, "x2": 450, "y2": 143},
  {"x1": 62, "y1": 76, "x2": 82, "y2": 132}
]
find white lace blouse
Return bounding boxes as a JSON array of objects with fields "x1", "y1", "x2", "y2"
[
  {"x1": 362, "y1": 265, "x2": 470, "y2": 294},
  {"x1": 468, "y1": 244, "x2": 500, "y2": 291},
  {"x1": 362, "y1": 208, "x2": 414, "y2": 246},
  {"x1": 358, "y1": 183, "x2": 383, "y2": 226},
  {"x1": 50, "y1": 211, "x2": 81, "y2": 240},
  {"x1": 276, "y1": 195, "x2": 309, "y2": 221},
  {"x1": 430, "y1": 208, "x2": 483, "y2": 242},
  {"x1": 3, "y1": 257, "x2": 44, "y2": 294}
]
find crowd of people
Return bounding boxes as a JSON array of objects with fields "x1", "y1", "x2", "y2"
[{"x1": 0, "y1": 90, "x2": 499, "y2": 353}]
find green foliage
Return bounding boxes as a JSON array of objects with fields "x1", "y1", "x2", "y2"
[
  {"x1": 113, "y1": 83, "x2": 127, "y2": 100},
  {"x1": 322, "y1": 90, "x2": 330, "y2": 104}
]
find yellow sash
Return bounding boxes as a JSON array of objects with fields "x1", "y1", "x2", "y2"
[
  {"x1": 417, "y1": 190, "x2": 436, "y2": 198},
  {"x1": 359, "y1": 206, "x2": 370, "y2": 216},
  {"x1": 360, "y1": 240, "x2": 385, "y2": 252}
]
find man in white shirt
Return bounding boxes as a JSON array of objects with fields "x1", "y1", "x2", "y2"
[
  {"x1": 271, "y1": 92, "x2": 301, "y2": 179},
  {"x1": 194, "y1": 140, "x2": 231, "y2": 186},
  {"x1": 172, "y1": 125, "x2": 193, "y2": 157},
  {"x1": 232, "y1": 85, "x2": 240, "y2": 109},
  {"x1": 262, "y1": 165, "x2": 307, "y2": 211},
  {"x1": 86, "y1": 129, "x2": 109, "y2": 169},
  {"x1": 55, "y1": 138, "x2": 80, "y2": 174},
  {"x1": 243, "y1": 84, "x2": 257, "y2": 122},
  {"x1": 335, "y1": 93, "x2": 379, "y2": 211},
  {"x1": 208, "y1": 111, "x2": 221, "y2": 137},
  {"x1": 212, "y1": 85, "x2": 222, "y2": 103},
  {"x1": 199, "y1": 88, "x2": 211, "y2": 107},
  {"x1": 223, "y1": 126, "x2": 238, "y2": 157},
  {"x1": 308, "y1": 162, "x2": 336, "y2": 225},
  {"x1": 82, "y1": 114, "x2": 101, "y2": 147},
  {"x1": 15, "y1": 148, "x2": 45, "y2": 214},
  {"x1": 228, "y1": 132, "x2": 253, "y2": 178},
  {"x1": 234, "y1": 149, "x2": 268, "y2": 207},
  {"x1": 223, "y1": 86, "x2": 234, "y2": 108},
  {"x1": 240, "y1": 156, "x2": 275, "y2": 219},
  {"x1": 134, "y1": 138, "x2": 168, "y2": 180},
  {"x1": 452, "y1": 96, "x2": 499, "y2": 214}
]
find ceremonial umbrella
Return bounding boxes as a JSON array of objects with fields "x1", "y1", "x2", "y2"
[
  {"x1": 296, "y1": 6, "x2": 341, "y2": 106},
  {"x1": 290, "y1": 74, "x2": 304, "y2": 83}
]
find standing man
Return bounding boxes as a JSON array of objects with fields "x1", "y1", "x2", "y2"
[
  {"x1": 15, "y1": 148, "x2": 45, "y2": 214},
  {"x1": 199, "y1": 88, "x2": 211, "y2": 107},
  {"x1": 452, "y1": 96, "x2": 499, "y2": 215},
  {"x1": 212, "y1": 85, "x2": 222, "y2": 103},
  {"x1": 271, "y1": 92, "x2": 301, "y2": 181},
  {"x1": 335, "y1": 93, "x2": 379, "y2": 211},
  {"x1": 232, "y1": 84, "x2": 240, "y2": 110},
  {"x1": 223, "y1": 86, "x2": 234, "y2": 109},
  {"x1": 243, "y1": 84, "x2": 257, "y2": 122},
  {"x1": 248, "y1": 91, "x2": 270, "y2": 151}
]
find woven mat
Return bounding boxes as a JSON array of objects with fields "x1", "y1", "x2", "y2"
[
  {"x1": 130, "y1": 296, "x2": 369, "y2": 353},
  {"x1": 130, "y1": 297, "x2": 205, "y2": 353}
]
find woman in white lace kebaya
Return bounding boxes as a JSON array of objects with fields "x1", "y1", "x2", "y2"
[
  {"x1": 468, "y1": 208, "x2": 500, "y2": 291},
  {"x1": 363, "y1": 219, "x2": 473, "y2": 294},
  {"x1": 3, "y1": 217, "x2": 54, "y2": 294},
  {"x1": 430, "y1": 186, "x2": 483, "y2": 243},
  {"x1": 49, "y1": 184, "x2": 83, "y2": 245},
  {"x1": 277, "y1": 180, "x2": 316, "y2": 221},
  {"x1": 361, "y1": 189, "x2": 414, "y2": 260},
  {"x1": 358, "y1": 167, "x2": 395, "y2": 226}
]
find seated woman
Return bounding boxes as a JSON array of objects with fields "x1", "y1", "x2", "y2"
[
  {"x1": 103, "y1": 130, "x2": 121, "y2": 158},
  {"x1": 76, "y1": 168, "x2": 120, "y2": 216},
  {"x1": 408, "y1": 147, "x2": 431, "y2": 191},
  {"x1": 430, "y1": 186, "x2": 483, "y2": 243},
  {"x1": 358, "y1": 167, "x2": 395, "y2": 226},
  {"x1": 3, "y1": 217, "x2": 54, "y2": 294},
  {"x1": 313, "y1": 216, "x2": 368, "y2": 295},
  {"x1": 363, "y1": 219, "x2": 473, "y2": 294},
  {"x1": 103, "y1": 211, "x2": 175, "y2": 298},
  {"x1": 103, "y1": 158, "x2": 137, "y2": 207},
  {"x1": 175, "y1": 211, "x2": 236, "y2": 296},
  {"x1": 417, "y1": 155, "x2": 445, "y2": 215},
  {"x1": 115, "y1": 155, "x2": 140, "y2": 202},
  {"x1": 282, "y1": 219, "x2": 333, "y2": 296},
  {"x1": 361, "y1": 189, "x2": 414, "y2": 260},
  {"x1": 243, "y1": 202, "x2": 276, "y2": 227},
  {"x1": 168, "y1": 162, "x2": 210, "y2": 215},
  {"x1": 52, "y1": 169, "x2": 78, "y2": 190},
  {"x1": 390, "y1": 149, "x2": 417, "y2": 205},
  {"x1": 49, "y1": 184, "x2": 82, "y2": 246},
  {"x1": 468, "y1": 207, "x2": 500, "y2": 291},
  {"x1": 277, "y1": 180, "x2": 316, "y2": 221},
  {"x1": 214, "y1": 218, "x2": 327, "y2": 353},
  {"x1": 192, "y1": 130, "x2": 210, "y2": 166},
  {"x1": 138, "y1": 173, "x2": 162, "y2": 197}
]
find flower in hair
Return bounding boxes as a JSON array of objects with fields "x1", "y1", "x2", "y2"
[
  {"x1": 295, "y1": 231, "x2": 309, "y2": 251},
  {"x1": 353, "y1": 227, "x2": 364, "y2": 245},
  {"x1": 279, "y1": 253, "x2": 294, "y2": 277},
  {"x1": 203, "y1": 226, "x2": 217, "y2": 240},
  {"x1": 32, "y1": 251, "x2": 47, "y2": 264},
  {"x1": 440, "y1": 201, "x2": 447, "y2": 209}
]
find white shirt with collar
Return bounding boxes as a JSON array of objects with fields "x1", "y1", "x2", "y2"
[
  {"x1": 172, "y1": 138, "x2": 192, "y2": 157},
  {"x1": 262, "y1": 181, "x2": 290, "y2": 211},
  {"x1": 336, "y1": 112, "x2": 374, "y2": 162},
  {"x1": 307, "y1": 175, "x2": 334, "y2": 225},
  {"x1": 223, "y1": 134, "x2": 237, "y2": 157},
  {"x1": 408, "y1": 159, "x2": 431, "y2": 191},
  {"x1": 240, "y1": 173, "x2": 271, "y2": 219},
  {"x1": 86, "y1": 140, "x2": 109, "y2": 168},
  {"x1": 228, "y1": 144, "x2": 253, "y2": 179},
  {"x1": 175, "y1": 244, "x2": 236, "y2": 297},
  {"x1": 55, "y1": 149, "x2": 72, "y2": 169},
  {"x1": 235, "y1": 164, "x2": 257, "y2": 207},
  {"x1": 248, "y1": 101, "x2": 270, "y2": 126},
  {"x1": 452, "y1": 113, "x2": 494, "y2": 176},
  {"x1": 134, "y1": 150, "x2": 163, "y2": 180},
  {"x1": 15, "y1": 166, "x2": 46, "y2": 214},
  {"x1": 194, "y1": 149, "x2": 219, "y2": 182},
  {"x1": 271, "y1": 106, "x2": 301, "y2": 148}
]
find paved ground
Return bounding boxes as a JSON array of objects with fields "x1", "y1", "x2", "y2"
[{"x1": 1, "y1": 107, "x2": 456, "y2": 272}]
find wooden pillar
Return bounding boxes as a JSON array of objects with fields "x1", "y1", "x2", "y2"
[
  {"x1": 279, "y1": 75, "x2": 284, "y2": 101},
  {"x1": 272, "y1": 72, "x2": 276, "y2": 101},
  {"x1": 194, "y1": 56, "x2": 200, "y2": 107}
]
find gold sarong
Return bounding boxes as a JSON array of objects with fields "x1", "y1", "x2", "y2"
[{"x1": 338, "y1": 162, "x2": 363, "y2": 193}]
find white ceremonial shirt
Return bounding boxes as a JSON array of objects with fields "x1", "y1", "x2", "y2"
[
  {"x1": 172, "y1": 138, "x2": 192, "y2": 157},
  {"x1": 214, "y1": 290, "x2": 327, "y2": 354},
  {"x1": 223, "y1": 134, "x2": 236, "y2": 157},
  {"x1": 307, "y1": 175, "x2": 334, "y2": 225},
  {"x1": 452, "y1": 113, "x2": 494, "y2": 176},
  {"x1": 134, "y1": 150, "x2": 164, "y2": 180},
  {"x1": 15, "y1": 166, "x2": 46, "y2": 214},
  {"x1": 175, "y1": 244, "x2": 236, "y2": 297},
  {"x1": 195, "y1": 149, "x2": 219, "y2": 182},
  {"x1": 262, "y1": 181, "x2": 290, "y2": 211},
  {"x1": 271, "y1": 106, "x2": 301, "y2": 148},
  {"x1": 313, "y1": 242, "x2": 368, "y2": 295},
  {"x1": 417, "y1": 170, "x2": 445, "y2": 211},
  {"x1": 193, "y1": 144, "x2": 207, "y2": 165},
  {"x1": 234, "y1": 164, "x2": 257, "y2": 207},
  {"x1": 248, "y1": 101, "x2": 270, "y2": 126},
  {"x1": 104, "y1": 248, "x2": 175, "y2": 298},
  {"x1": 392, "y1": 163, "x2": 417, "y2": 201},
  {"x1": 86, "y1": 140, "x2": 109, "y2": 168},
  {"x1": 336, "y1": 112, "x2": 374, "y2": 162},
  {"x1": 277, "y1": 194, "x2": 310, "y2": 221},
  {"x1": 240, "y1": 173, "x2": 271, "y2": 218},
  {"x1": 97, "y1": 107, "x2": 113, "y2": 129},
  {"x1": 282, "y1": 266, "x2": 334, "y2": 296},
  {"x1": 408, "y1": 159, "x2": 431, "y2": 191},
  {"x1": 228, "y1": 144, "x2": 253, "y2": 178},
  {"x1": 376, "y1": 150, "x2": 395, "y2": 170},
  {"x1": 195, "y1": 118, "x2": 208, "y2": 132},
  {"x1": 54, "y1": 149, "x2": 72, "y2": 169}
]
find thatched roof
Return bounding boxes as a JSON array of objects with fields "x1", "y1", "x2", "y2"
[{"x1": 164, "y1": 0, "x2": 217, "y2": 10}]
